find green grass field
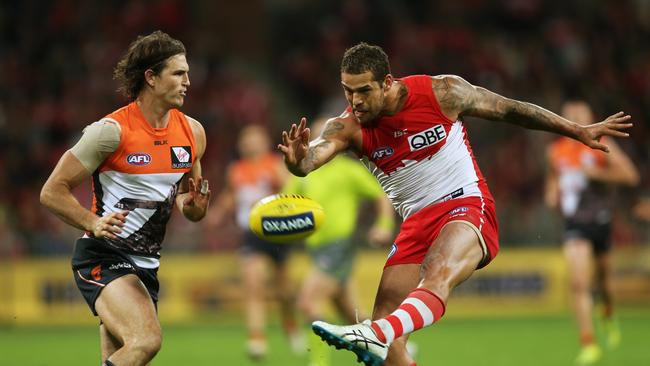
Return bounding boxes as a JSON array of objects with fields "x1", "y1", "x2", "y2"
[{"x1": 1, "y1": 310, "x2": 648, "y2": 366}]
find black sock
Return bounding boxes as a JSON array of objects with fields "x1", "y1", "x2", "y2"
[{"x1": 103, "y1": 361, "x2": 116, "y2": 366}]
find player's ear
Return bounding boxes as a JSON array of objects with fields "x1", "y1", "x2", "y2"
[
  {"x1": 383, "y1": 74, "x2": 394, "y2": 92},
  {"x1": 144, "y1": 69, "x2": 156, "y2": 88}
]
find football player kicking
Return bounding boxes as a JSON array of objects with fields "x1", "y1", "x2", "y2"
[{"x1": 278, "y1": 42, "x2": 633, "y2": 366}]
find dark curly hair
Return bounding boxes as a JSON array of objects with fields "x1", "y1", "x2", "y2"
[
  {"x1": 113, "y1": 30, "x2": 186, "y2": 100},
  {"x1": 340, "y1": 42, "x2": 391, "y2": 82}
]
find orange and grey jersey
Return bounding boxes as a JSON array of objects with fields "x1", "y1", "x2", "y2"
[
  {"x1": 229, "y1": 153, "x2": 283, "y2": 228},
  {"x1": 549, "y1": 137, "x2": 611, "y2": 224},
  {"x1": 90, "y1": 102, "x2": 195, "y2": 258}
]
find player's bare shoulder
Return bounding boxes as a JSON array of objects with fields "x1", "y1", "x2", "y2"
[
  {"x1": 184, "y1": 115, "x2": 205, "y2": 134},
  {"x1": 430, "y1": 75, "x2": 477, "y2": 120},
  {"x1": 322, "y1": 112, "x2": 356, "y2": 138},
  {"x1": 184, "y1": 115, "x2": 207, "y2": 155}
]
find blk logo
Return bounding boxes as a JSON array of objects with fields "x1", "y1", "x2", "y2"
[{"x1": 127, "y1": 153, "x2": 152, "y2": 166}]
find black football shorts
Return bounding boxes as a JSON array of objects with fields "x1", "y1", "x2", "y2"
[
  {"x1": 564, "y1": 219, "x2": 612, "y2": 255},
  {"x1": 240, "y1": 230, "x2": 292, "y2": 264},
  {"x1": 71, "y1": 237, "x2": 159, "y2": 315}
]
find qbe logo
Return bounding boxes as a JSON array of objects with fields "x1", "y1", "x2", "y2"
[
  {"x1": 127, "y1": 153, "x2": 152, "y2": 166},
  {"x1": 262, "y1": 212, "x2": 315, "y2": 235},
  {"x1": 171, "y1": 146, "x2": 192, "y2": 169},
  {"x1": 408, "y1": 125, "x2": 446, "y2": 151}
]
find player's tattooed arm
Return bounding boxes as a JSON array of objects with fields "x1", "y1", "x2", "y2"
[
  {"x1": 279, "y1": 118, "x2": 349, "y2": 177},
  {"x1": 432, "y1": 75, "x2": 633, "y2": 152},
  {"x1": 300, "y1": 120, "x2": 348, "y2": 172}
]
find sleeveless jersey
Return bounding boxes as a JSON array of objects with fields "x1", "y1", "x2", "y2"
[
  {"x1": 548, "y1": 137, "x2": 611, "y2": 223},
  {"x1": 360, "y1": 75, "x2": 493, "y2": 219},
  {"x1": 90, "y1": 102, "x2": 196, "y2": 257},
  {"x1": 229, "y1": 153, "x2": 283, "y2": 228}
]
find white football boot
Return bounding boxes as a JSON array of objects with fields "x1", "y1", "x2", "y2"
[{"x1": 312, "y1": 319, "x2": 388, "y2": 366}]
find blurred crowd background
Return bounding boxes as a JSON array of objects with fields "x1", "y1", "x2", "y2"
[{"x1": 1, "y1": 0, "x2": 648, "y2": 257}]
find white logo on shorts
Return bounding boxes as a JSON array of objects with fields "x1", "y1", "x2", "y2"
[
  {"x1": 108, "y1": 262, "x2": 133, "y2": 270},
  {"x1": 387, "y1": 243, "x2": 398, "y2": 259}
]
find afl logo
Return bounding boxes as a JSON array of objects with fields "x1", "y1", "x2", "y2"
[
  {"x1": 371, "y1": 146, "x2": 394, "y2": 160},
  {"x1": 127, "y1": 153, "x2": 152, "y2": 166}
]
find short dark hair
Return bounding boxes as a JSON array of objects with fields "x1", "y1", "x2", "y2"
[
  {"x1": 113, "y1": 30, "x2": 186, "y2": 100},
  {"x1": 341, "y1": 42, "x2": 391, "y2": 82}
]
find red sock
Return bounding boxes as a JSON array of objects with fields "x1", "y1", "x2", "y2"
[
  {"x1": 371, "y1": 288, "x2": 445, "y2": 344},
  {"x1": 580, "y1": 331, "x2": 594, "y2": 346},
  {"x1": 603, "y1": 304, "x2": 614, "y2": 319}
]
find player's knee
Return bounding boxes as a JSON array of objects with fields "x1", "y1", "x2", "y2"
[
  {"x1": 129, "y1": 333, "x2": 162, "y2": 361},
  {"x1": 569, "y1": 278, "x2": 589, "y2": 293},
  {"x1": 297, "y1": 295, "x2": 314, "y2": 318}
]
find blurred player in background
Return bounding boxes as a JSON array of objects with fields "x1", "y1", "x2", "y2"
[
  {"x1": 40, "y1": 31, "x2": 210, "y2": 366},
  {"x1": 545, "y1": 100, "x2": 639, "y2": 365},
  {"x1": 283, "y1": 118, "x2": 396, "y2": 366},
  {"x1": 207, "y1": 124, "x2": 303, "y2": 359},
  {"x1": 633, "y1": 199, "x2": 650, "y2": 221},
  {"x1": 278, "y1": 42, "x2": 633, "y2": 366}
]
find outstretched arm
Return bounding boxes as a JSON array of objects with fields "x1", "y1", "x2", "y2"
[
  {"x1": 433, "y1": 75, "x2": 633, "y2": 152},
  {"x1": 277, "y1": 117, "x2": 350, "y2": 177}
]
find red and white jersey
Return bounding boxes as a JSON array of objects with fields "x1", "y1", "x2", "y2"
[
  {"x1": 90, "y1": 102, "x2": 195, "y2": 258},
  {"x1": 360, "y1": 75, "x2": 493, "y2": 219}
]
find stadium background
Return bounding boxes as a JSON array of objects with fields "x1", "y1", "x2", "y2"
[{"x1": 0, "y1": 1, "x2": 648, "y2": 365}]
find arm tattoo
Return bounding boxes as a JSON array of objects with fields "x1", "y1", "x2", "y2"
[
  {"x1": 293, "y1": 119, "x2": 346, "y2": 175},
  {"x1": 300, "y1": 140, "x2": 331, "y2": 173},
  {"x1": 433, "y1": 76, "x2": 474, "y2": 118},
  {"x1": 433, "y1": 78, "x2": 458, "y2": 113},
  {"x1": 501, "y1": 99, "x2": 577, "y2": 138},
  {"x1": 432, "y1": 75, "x2": 578, "y2": 138},
  {"x1": 321, "y1": 121, "x2": 344, "y2": 139},
  {"x1": 465, "y1": 86, "x2": 578, "y2": 139}
]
